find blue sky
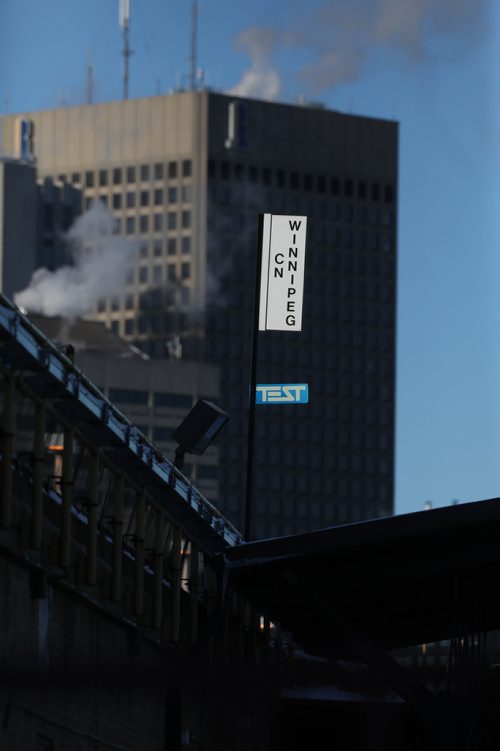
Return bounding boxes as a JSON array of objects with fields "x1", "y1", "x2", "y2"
[{"x1": 1, "y1": 0, "x2": 499, "y2": 515}]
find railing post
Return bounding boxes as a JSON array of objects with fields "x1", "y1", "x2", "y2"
[
  {"x1": 153, "y1": 509, "x2": 165, "y2": 629},
  {"x1": 60, "y1": 427, "x2": 74, "y2": 567},
  {"x1": 171, "y1": 526, "x2": 182, "y2": 644},
  {"x1": 31, "y1": 400, "x2": 45, "y2": 549},
  {"x1": 86, "y1": 450, "x2": 99, "y2": 585},
  {"x1": 111, "y1": 474, "x2": 124, "y2": 603},
  {"x1": 189, "y1": 542, "x2": 199, "y2": 643},
  {"x1": 133, "y1": 492, "x2": 145, "y2": 617},
  {"x1": 0, "y1": 375, "x2": 15, "y2": 529}
]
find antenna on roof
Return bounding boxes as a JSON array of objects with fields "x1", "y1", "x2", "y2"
[
  {"x1": 119, "y1": 0, "x2": 132, "y2": 99},
  {"x1": 189, "y1": 0, "x2": 198, "y2": 90},
  {"x1": 86, "y1": 60, "x2": 94, "y2": 104}
]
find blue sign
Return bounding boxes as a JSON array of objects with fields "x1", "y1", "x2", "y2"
[{"x1": 256, "y1": 384, "x2": 309, "y2": 405}]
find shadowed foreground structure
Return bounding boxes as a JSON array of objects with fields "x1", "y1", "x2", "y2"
[{"x1": 0, "y1": 293, "x2": 500, "y2": 750}]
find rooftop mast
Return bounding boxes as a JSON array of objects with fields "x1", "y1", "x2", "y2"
[
  {"x1": 189, "y1": 0, "x2": 198, "y2": 90},
  {"x1": 119, "y1": 0, "x2": 132, "y2": 99}
]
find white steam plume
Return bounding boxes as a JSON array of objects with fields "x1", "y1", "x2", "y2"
[
  {"x1": 15, "y1": 201, "x2": 135, "y2": 318},
  {"x1": 228, "y1": 0, "x2": 490, "y2": 98},
  {"x1": 228, "y1": 27, "x2": 281, "y2": 101}
]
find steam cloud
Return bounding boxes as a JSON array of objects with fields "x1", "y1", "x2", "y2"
[
  {"x1": 15, "y1": 201, "x2": 135, "y2": 318},
  {"x1": 228, "y1": 27, "x2": 281, "y2": 101},
  {"x1": 228, "y1": 0, "x2": 490, "y2": 99}
]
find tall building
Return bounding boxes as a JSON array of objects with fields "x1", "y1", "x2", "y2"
[
  {"x1": 0, "y1": 158, "x2": 38, "y2": 298},
  {"x1": 1, "y1": 93, "x2": 398, "y2": 537}
]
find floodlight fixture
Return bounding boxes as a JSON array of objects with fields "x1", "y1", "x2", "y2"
[{"x1": 172, "y1": 400, "x2": 229, "y2": 470}]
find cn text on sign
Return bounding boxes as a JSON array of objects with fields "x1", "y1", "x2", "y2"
[{"x1": 259, "y1": 214, "x2": 307, "y2": 332}]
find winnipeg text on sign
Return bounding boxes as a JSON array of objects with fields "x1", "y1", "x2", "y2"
[{"x1": 259, "y1": 214, "x2": 307, "y2": 332}]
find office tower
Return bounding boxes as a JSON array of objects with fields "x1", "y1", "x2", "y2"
[
  {"x1": 1, "y1": 93, "x2": 398, "y2": 536},
  {"x1": 0, "y1": 158, "x2": 38, "y2": 298}
]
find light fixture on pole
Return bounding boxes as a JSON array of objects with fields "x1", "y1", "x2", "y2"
[{"x1": 172, "y1": 400, "x2": 229, "y2": 471}]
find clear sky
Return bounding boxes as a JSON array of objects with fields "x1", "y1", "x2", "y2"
[{"x1": 1, "y1": 0, "x2": 499, "y2": 516}]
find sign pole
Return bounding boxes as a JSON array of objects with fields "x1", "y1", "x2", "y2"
[{"x1": 244, "y1": 214, "x2": 264, "y2": 541}]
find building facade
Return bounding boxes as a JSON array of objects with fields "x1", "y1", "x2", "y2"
[{"x1": 1, "y1": 93, "x2": 398, "y2": 537}]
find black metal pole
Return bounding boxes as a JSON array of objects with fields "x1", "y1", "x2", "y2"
[{"x1": 244, "y1": 214, "x2": 265, "y2": 541}]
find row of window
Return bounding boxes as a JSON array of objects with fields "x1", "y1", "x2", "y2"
[
  {"x1": 88, "y1": 185, "x2": 193, "y2": 209},
  {"x1": 208, "y1": 159, "x2": 395, "y2": 202},
  {"x1": 108, "y1": 310, "x2": 192, "y2": 338},
  {"x1": 138, "y1": 236, "x2": 191, "y2": 258},
  {"x1": 66, "y1": 160, "x2": 193, "y2": 188},
  {"x1": 110, "y1": 210, "x2": 191, "y2": 235},
  {"x1": 107, "y1": 388, "x2": 194, "y2": 408}
]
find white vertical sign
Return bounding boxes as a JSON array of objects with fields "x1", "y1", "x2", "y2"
[{"x1": 258, "y1": 214, "x2": 307, "y2": 332}]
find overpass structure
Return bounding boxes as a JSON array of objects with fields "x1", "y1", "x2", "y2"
[{"x1": 2, "y1": 292, "x2": 500, "y2": 749}]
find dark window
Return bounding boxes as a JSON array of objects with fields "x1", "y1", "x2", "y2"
[
  {"x1": 182, "y1": 210, "x2": 191, "y2": 228},
  {"x1": 140, "y1": 164, "x2": 150, "y2": 181},
  {"x1": 249, "y1": 165, "x2": 258, "y2": 183},
  {"x1": 221, "y1": 161, "x2": 230, "y2": 179},
  {"x1": 304, "y1": 174, "x2": 313, "y2": 191},
  {"x1": 235, "y1": 163, "x2": 244, "y2": 180},
  {"x1": 153, "y1": 239, "x2": 163, "y2": 255},
  {"x1": 126, "y1": 192, "x2": 136, "y2": 208},
  {"x1": 154, "y1": 163, "x2": 164, "y2": 180},
  {"x1": 140, "y1": 215, "x2": 149, "y2": 233},
  {"x1": 139, "y1": 266, "x2": 148, "y2": 283},
  {"x1": 113, "y1": 168, "x2": 122, "y2": 185},
  {"x1": 198, "y1": 465, "x2": 218, "y2": 480},
  {"x1": 168, "y1": 212, "x2": 177, "y2": 229},
  {"x1": 358, "y1": 181, "x2": 367, "y2": 199},
  {"x1": 181, "y1": 262, "x2": 190, "y2": 279},
  {"x1": 385, "y1": 184, "x2": 394, "y2": 203},
  {"x1": 208, "y1": 160, "x2": 216, "y2": 179},
  {"x1": 168, "y1": 239, "x2": 176, "y2": 255},
  {"x1": 181, "y1": 236, "x2": 191, "y2": 254},
  {"x1": 263, "y1": 167, "x2": 272, "y2": 186},
  {"x1": 125, "y1": 319, "x2": 134, "y2": 335},
  {"x1": 276, "y1": 169, "x2": 285, "y2": 188},
  {"x1": 109, "y1": 388, "x2": 148, "y2": 405},
  {"x1": 153, "y1": 214, "x2": 163, "y2": 232},
  {"x1": 290, "y1": 172, "x2": 299, "y2": 190},
  {"x1": 154, "y1": 189, "x2": 163, "y2": 205},
  {"x1": 168, "y1": 187, "x2": 178, "y2": 203},
  {"x1": 139, "y1": 242, "x2": 148, "y2": 257},
  {"x1": 182, "y1": 185, "x2": 192, "y2": 203},
  {"x1": 99, "y1": 169, "x2": 108, "y2": 186},
  {"x1": 182, "y1": 159, "x2": 192, "y2": 177},
  {"x1": 317, "y1": 175, "x2": 326, "y2": 193},
  {"x1": 154, "y1": 392, "x2": 192, "y2": 408},
  {"x1": 127, "y1": 166, "x2": 136, "y2": 183},
  {"x1": 153, "y1": 426, "x2": 173, "y2": 442},
  {"x1": 72, "y1": 172, "x2": 81, "y2": 184},
  {"x1": 331, "y1": 177, "x2": 340, "y2": 195},
  {"x1": 168, "y1": 264, "x2": 177, "y2": 281},
  {"x1": 140, "y1": 190, "x2": 149, "y2": 207},
  {"x1": 345, "y1": 179, "x2": 353, "y2": 197},
  {"x1": 85, "y1": 171, "x2": 94, "y2": 188},
  {"x1": 126, "y1": 216, "x2": 135, "y2": 234},
  {"x1": 371, "y1": 183, "x2": 380, "y2": 201},
  {"x1": 168, "y1": 161, "x2": 178, "y2": 178}
]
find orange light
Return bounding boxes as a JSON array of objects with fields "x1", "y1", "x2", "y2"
[{"x1": 48, "y1": 445, "x2": 64, "y2": 452}]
